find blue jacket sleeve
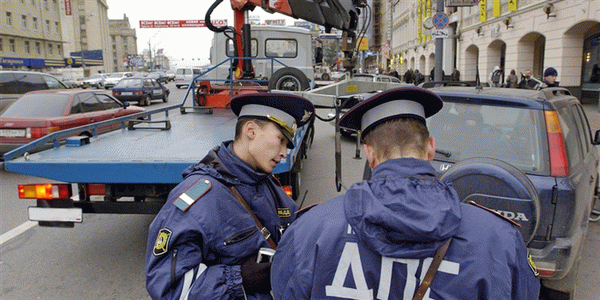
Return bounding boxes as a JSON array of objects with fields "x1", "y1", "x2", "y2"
[
  {"x1": 510, "y1": 230, "x2": 540, "y2": 300},
  {"x1": 145, "y1": 209, "x2": 246, "y2": 300}
]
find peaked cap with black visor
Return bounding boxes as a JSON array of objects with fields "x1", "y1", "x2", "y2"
[
  {"x1": 338, "y1": 87, "x2": 443, "y2": 138},
  {"x1": 230, "y1": 93, "x2": 315, "y2": 149}
]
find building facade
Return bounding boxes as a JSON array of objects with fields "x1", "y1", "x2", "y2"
[
  {"x1": 1, "y1": 0, "x2": 129, "y2": 77},
  {"x1": 390, "y1": 0, "x2": 600, "y2": 102},
  {"x1": 1, "y1": 0, "x2": 66, "y2": 69},
  {"x1": 109, "y1": 14, "x2": 137, "y2": 72}
]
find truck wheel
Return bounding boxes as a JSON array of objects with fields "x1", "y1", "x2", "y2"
[
  {"x1": 439, "y1": 157, "x2": 541, "y2": 244},
  {"x1": 321, "y1": 73, "x2": 331, "y2": 81},
  {"x1": 268, "y1": 67, "x2": 310, "y2": 91}
]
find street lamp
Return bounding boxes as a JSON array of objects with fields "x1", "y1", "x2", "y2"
[
  {"x1": 79, "y1": 13, "x2": 94, "y2": 77},
  {"x1": 147, "y1": 31, "x2": 161, "y2": 70}
]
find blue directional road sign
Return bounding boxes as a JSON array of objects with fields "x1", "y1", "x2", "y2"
[{"x1": 432, "y1": 12, "x2": 449, "y2": 29}]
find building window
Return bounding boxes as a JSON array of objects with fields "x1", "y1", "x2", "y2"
[
  {"x1": 9, "y1": 39, "x2": 16, "y2": 52},
  {"x1": 6, "y1": 12, "x2": 12, "y2": 26},
  {"x1": 33, "y1": 17, "x2": 37, "y2": 29},
  {"x1": 44, "y1": 0, "x2": 48, "y2": 10},
  {"x1": 54, "y1": 21, "x2": 59, "y2": 33},
  {"x1": 31, "y1": 0, "x2": 35, "y2": 5},
  {"x1": 25, "y1": 41, "x2": 30, "y2": 53},
  {"x1": 57, "y1": 44, "x2": 61, "y2": 55},
  {"x1": 46, "y1": 20, "x2": 50, "y2": 31},
  {"x1": 48, "y1": 44, "x2": 53, "y2": 54},
  {"x1": 35, "y1": 42, "x2": 41, "y2": 54},
  {"x1": 0, "y1": 38, "x2": 3, "y2": 52},
  {"x1": 22, "y1": 15, "x2": 27, "y2": 28}
]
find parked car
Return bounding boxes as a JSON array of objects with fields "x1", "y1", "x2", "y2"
[
  {"x1": 81, "y1": 74, "x2": 107, "y2": 89},
  {"x1": 314, "y1": 65, "x2": 332, "y2": 81},
  {"x1": 0, "y1": 90, "x2": 145, "y2": 159},
  {"x1": 146, "y1": 71, "x2": 169, "y2": 84},
  {"x1": 174, "y1": 67, "x2": 203, "y2": 89},
  {"x1": 165, "y1": 70, "x2": 176, "y2": 82},
  {"x1": 353, "y1": 73, "x2": 402, "y2": 83},
  {"x1": 0, "y1": 71, "x2": 67, "y2": 114},
  {"x1": 57, "y1": 77, "x2": 79, "y2": 88},
  {"x1": 112, "y1": 77, "x2": 169, "y2": 106},
  {"x1": 422, "y1": 86, "x2": 599, "y2": 299},
  {"x1": 103, "y1": 72, "x2": 133, "y2": 89}
]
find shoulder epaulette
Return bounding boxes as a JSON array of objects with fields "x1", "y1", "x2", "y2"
[
  {"x1": 467, "y1": 200, "x2": 521, "y2": 228},
  {"x1": 173, "y1": 179, "x2": 212, "y2": 212}
]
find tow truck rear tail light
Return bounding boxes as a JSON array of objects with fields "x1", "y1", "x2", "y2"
[
  {"x1": 533, "y1": 261, "x2": 557, "y2": 277},
  {"x1": 86, "y1": 183, "x2": 106, "y2": 196},
  {"x1": 544, "y1": 111, "x2": 569, "y2": 177},
  {"x1": 18, "y1": 183, "x2": 72, "y2": 199},
  {"x1": 282, "y1": 186, "x2": 293, "y2": 198}
]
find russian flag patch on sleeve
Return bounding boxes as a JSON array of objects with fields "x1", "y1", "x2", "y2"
[{"x1": 173, "y1": 179, "x2": 212, "y2": 212}]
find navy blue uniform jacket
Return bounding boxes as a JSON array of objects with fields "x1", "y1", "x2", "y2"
[
  {"x1": 146, "y1": 142, "x2": 298, "y2": 300},
  {"x1": 271, "y1": 158, "x2": 540, "y2": 299}
]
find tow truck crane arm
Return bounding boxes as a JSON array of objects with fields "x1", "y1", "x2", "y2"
[{"x1": 206, "y1": 0, "x2": 365, "y2": 79}]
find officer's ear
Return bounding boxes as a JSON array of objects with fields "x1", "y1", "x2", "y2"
[
  {"x1": 243, "y1": 120, "x2": 259, "y2": 140},
  {"x1": 363, "y1": 143, "x2": 378, "y2": 170},
  {"x1": 426, "y1": 136, "x2": 436, "y2": 161}
]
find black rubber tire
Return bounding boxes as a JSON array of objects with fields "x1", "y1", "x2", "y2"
[
  {"x1": 162, "y1": 92, "x2": 169, "y2": 103},
  {"x1": 143, "y1": 95, "x2": 151, "y2": 106},
  {"x1": 321, "y1": 73, "x2": 331, "y2": 81},
  {"x1": 268, "y1": 67, "x2": 310, "y2": 91},
  {"x1": 439, "y1": 157, "x2": 541, "y2": 244}
]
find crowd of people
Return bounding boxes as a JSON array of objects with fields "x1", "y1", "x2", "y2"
[{"x1": 378, "y1": 65, "x2": 557, "y2": 90}]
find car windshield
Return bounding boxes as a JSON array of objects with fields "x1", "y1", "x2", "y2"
[
  {"x1": 427, "y1": 100, "x2": 548, "y2": 174},
  {"x1": 115, "y1": 79, "x2": 143, "y2": 88},
  {"x1": 89, "y1": 75, "x2": 103, "y2": 79},
  {"x1": 1, "y1": 94, "x2": 70, "y2": 118},
  {"x1": 108, "y1": 73, "x2": 123, "y2": 78}
]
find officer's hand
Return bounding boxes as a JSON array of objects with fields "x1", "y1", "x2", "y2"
[{"x1": 241, "y1": 254, "x2": 271, "y2": 295}]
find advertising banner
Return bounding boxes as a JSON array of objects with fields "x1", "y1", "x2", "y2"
[{"x1": 139, "y1": 20, "x2": 227, "y2": 28}]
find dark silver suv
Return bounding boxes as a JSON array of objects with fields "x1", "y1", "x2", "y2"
[
  {"x1": 425, "y1": 86, "x2": 600, "y2": 300},
  {"x1": 0, "y1": 71, "x2": 67, "y2": 114}
]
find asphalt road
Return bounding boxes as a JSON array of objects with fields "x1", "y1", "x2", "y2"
[{"x1": 0, "y1": 83, "x2": 599, "y2": 299}]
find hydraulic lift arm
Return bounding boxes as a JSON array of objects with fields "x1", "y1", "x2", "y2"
[{"x1": 206, "y1": 0, "x2": 366, "y2": 79}]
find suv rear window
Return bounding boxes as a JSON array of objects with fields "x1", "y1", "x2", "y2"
[{"x1": 427, "y1": 100, "x2": 549, "y2": 174}]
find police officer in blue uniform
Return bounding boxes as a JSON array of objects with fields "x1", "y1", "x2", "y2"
[
  {"x1": 145, "y1": 93, "x2": 314, "y2": 300},
  {"x1": 271, "y1": 87, "x2": 540, "y2": 299}
]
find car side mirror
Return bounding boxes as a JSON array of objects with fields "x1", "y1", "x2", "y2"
[
  {"x1": 593, "y1": 129, "x2": 600, "y2": 146},
  {"x1": 123, "y1": 101, "x2": 130, "y2": 108}
]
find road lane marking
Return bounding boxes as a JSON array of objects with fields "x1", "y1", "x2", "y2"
[{"x1": 0, "y1": 221, "x2": 37, "y2": 245}]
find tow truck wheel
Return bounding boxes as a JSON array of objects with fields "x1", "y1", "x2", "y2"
[{"x1": 268, "y1": 67, "x2": 310, "y2": 91}]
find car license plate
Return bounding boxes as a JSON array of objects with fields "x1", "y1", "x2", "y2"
[
  {"x1": 122, "y1": 92, "x2": 133, "y2": 96},
  {"x1": 0, "y1": 129, "x2": 26, "y2": 137},
  {"x1": 28, "y1": 207, "x2": 83, "y2": 223}
]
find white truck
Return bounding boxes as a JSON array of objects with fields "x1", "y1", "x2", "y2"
[{"x1": 208, "y1": 25, "x2": 315, "y2": 91}]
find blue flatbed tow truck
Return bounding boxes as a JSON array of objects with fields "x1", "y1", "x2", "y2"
[{"x1": 3, "y1": 88, "x2": 313, "y2": 227}]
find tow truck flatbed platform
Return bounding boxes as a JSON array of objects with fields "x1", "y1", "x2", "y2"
[{"x1": 4, "y1": 105, "x2": 238, "y2": 184}]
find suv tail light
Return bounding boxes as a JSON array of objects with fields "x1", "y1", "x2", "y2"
[
  {"x1": 544, "y1": 111, "x2": 568, "y2": 177},
  {"x1": 18, "y1": 183, "x2": 72, "y2": 199}
]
